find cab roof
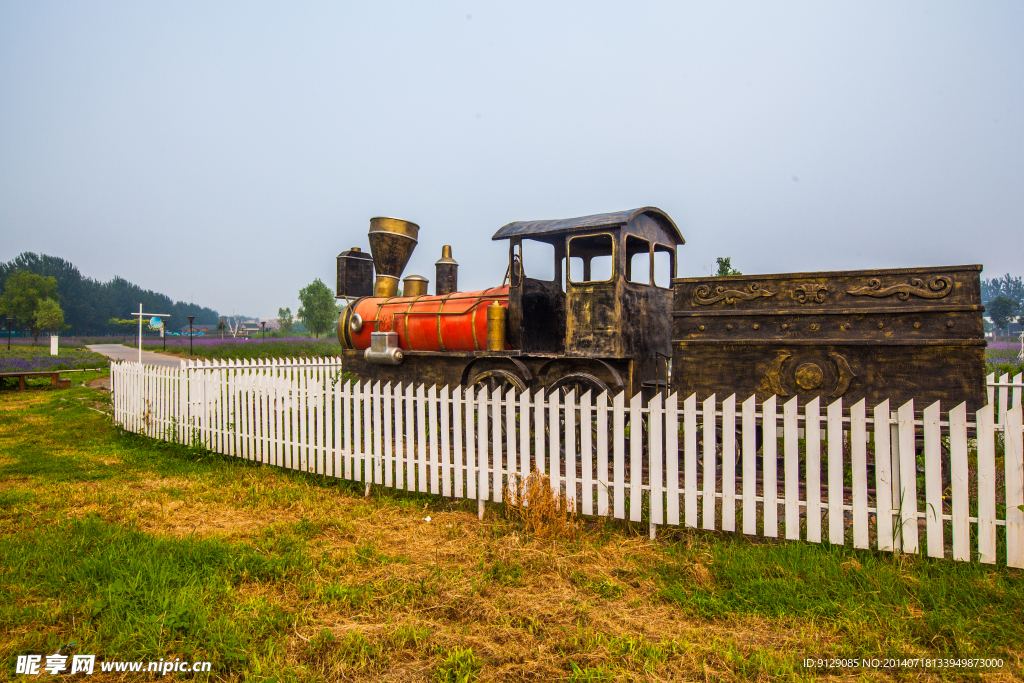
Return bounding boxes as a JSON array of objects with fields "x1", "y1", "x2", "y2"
[{"x1": 491, "y1": 207, "x2": 684, "y2": 245}]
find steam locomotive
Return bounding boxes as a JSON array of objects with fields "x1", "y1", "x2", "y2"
[{"x1": 336, "y1": 208, "x2": 986, "y2": 410}]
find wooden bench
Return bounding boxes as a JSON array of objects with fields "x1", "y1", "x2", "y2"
[{"x1": 0, "y1": 369, "x2": 87, "y2": 390}]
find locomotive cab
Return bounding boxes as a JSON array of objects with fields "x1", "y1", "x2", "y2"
[{"x1": 492, "y1": 207, "x2": 684, "y2": 395}]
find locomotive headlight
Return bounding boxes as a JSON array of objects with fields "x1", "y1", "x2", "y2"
[{"x1": 349, "y1": 313, "x2": 363, "y2": 334}]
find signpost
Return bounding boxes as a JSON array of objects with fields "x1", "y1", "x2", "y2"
[{"x1": 130, "y1": 304, "x2": 171, "y2": 364}]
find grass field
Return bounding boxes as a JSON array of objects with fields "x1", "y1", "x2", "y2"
[
  {"x1": 127, "y1": 336, "x2": 340, "y2": 361},
  {"x1": 1, "y1": 376, "x2": 1022, "y2": 681}
]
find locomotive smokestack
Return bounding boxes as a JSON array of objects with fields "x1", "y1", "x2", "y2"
[
  {"x1": 435, "y1": 245, "x2": 458, "y2": 295},
  {"x1": 368, "y1": 217, "x2": 419, "y2": 298}
]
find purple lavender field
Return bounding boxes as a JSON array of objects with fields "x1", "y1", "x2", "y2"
[
  {"x1": 987, "y1": 341, "x2": 1024, "y2": 375},
  {"x1": 0, "y1": 346, "x2": 108, "y2": 373}
]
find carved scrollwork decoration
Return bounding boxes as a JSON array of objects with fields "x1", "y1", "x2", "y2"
[
  {"x1": 693, "y1": 282, "x2": 776, "y2": 306},
  {"x1": 792, "y1": 283, "x2": 828, "y2": 304},
  {"x1": 846, "y1": 276, "x2": 953, "y2": 301}
]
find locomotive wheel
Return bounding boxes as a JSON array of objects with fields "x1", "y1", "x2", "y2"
[
  {"x1": 542, "y1": 374, "x2": 611, "y2": 499},
  {"x1": 547, "y1": 373, "x2": 611, "y2": 400},
  {"x1": 468, "y1": 369, "x2": 527, "y2": 395},
  {"x1": 467, "y1": 369, "x2": 527, "y2": 444}
]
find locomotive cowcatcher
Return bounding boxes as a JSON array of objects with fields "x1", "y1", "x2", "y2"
[{"x1": 336, "y1": 207, "x2": 684, "y2": 397}]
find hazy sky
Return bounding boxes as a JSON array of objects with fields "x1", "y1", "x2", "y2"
[{"x1": 1, "y1": 2, "x2": 1021, "y2": 317}]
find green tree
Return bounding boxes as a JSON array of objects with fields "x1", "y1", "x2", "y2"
[
  {"x1": 297, "y1": 279, "x2": 336, "y2": 338},
  {"x1": 107, "y1": 317, "x2": 137, "y2": 341},
  {"x1": 35, "y1": 298, "x2": 66, "y2": 335},
  {"x1": 715, "y1": 257, "x2": 742, "y2": 276},
  {"x1": 988, "y1": 295, "x2": 1021, "y2": 334},
  {"x1": 0, "y1": 271, "x2": 60, "y2": 344},
  {"x1": 278, "y1": 307, "x2": 294, "y2": 335}
]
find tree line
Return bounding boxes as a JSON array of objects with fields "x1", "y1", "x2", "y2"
[
  {"x1": 0, "y1": 252, "x2": 219, "y2": 337},
  {"x1": 981, "y1": 274, "x2": 1024, "y2": 335}
]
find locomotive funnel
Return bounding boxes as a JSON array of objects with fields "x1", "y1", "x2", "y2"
[{"x1": 368, "y1": 217, "x2": 419, "y2": 297}]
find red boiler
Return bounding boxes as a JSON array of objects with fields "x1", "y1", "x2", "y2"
[{"x1": 338, "y1": 286, "x2": 509, "y2": 352}]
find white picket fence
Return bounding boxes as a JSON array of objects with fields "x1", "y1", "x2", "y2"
[{"x1": 111, "y1": 358, "x2": 1024, "y2": 567}]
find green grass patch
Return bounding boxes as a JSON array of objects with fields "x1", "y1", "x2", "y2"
[{"x1": 654, "y1": 535, "x2": 1024, "y2": 658}]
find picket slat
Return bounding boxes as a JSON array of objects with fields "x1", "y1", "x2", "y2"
[
  {"x1": 827, "y1": 398, "x2": 844, "y2": 545},
  {"x1": 1006, "y1": 405, "x2": 1024, "y2": 568},
  {"x1": 741, "y1": 395, "x2": 757, "y2": 535},
  {"x1": 440, "y1": 385, "x2": 450, "y2": 496},
  {"x1": 505, "y1": 387, "x2": 516, "y2": 501},
  {"x1": 667, "y1": 393, "x2": 680, "y2": 527},
  {"x1": 493, "y1": 386, "x2": 503, "y2": 503},
  {"x1": 565, "y1": 390, "x2": 577, "y2": 511},
  {"x1": 702, "y1": 394, "x2": 716, "y2": 531},
  {"x1": 783, "y1": 397, "x2": 799, "y2": 540},
  {"x1": 478, "y1": 386, "x2": 488, "y2": 502},
  {"x1": 430, "y1": 385, "x2": 439, "y2": 495},
  {"x1": 535, "y1": 389, "x2": 545, "y2": 475},
  {"x1": 550, "y1": 390, "x2": 561, "y2": 498},
  {"x1": 520, "y1": 389, "x2": 532, "y2": 492},
  {"x1": 406, "y1": 383, "x2": 416, "y2": 491},
  {"x1": 613, "y1": 391, "x2": 625, "y2": 520},
  {"x1": 722, "y1": 394, "x2": 736, "y2": 533},
  {"x1": 597, "y1": 391, "x2": 609, "y2": 517},
  {"x1": 977, "y1": 404, "x2": 996, "y2": 564},
  {"x1": 466, "y1": 385, "x2": 476, "y2": 499},
  {"x1": 763, "y1": 396, "x2": 778, "y2": 538},
  {"x1": 629, "y1": 391, "x2": 643, "y2": 523},
  {"x1": 897, "y1": 400, "x2": 919, "y2": 553},
  {"x1": 806, "y1": 397, "x2": 822, "y2": 543},
  {"x1": 923, "y1": 401, "x2": 944, "y2": 558},
  {"x1": 874, "y1": 400, "x2": 893, "y2": 552},
  {"x1": 581, "y1": 390, "x2": 594, "y2": 517},
  {"x1": 453, "y1": 386, "x2": 464, "y2": 498},
  {"x1": 999, "y1": 373, "x2": 1010, "y2": 425},
  {"x1": 684, "y1": 394, "x2": 697, "y2": 528},
  {"x1": 417, "y1": 384, "x2": 428, "y2": 493},
  {"x1": 650, "y1": 393, "x2": 664, "y2": 526},
  {"x1": 851, "y1": 399, "x2": 869, "y2": 550}
]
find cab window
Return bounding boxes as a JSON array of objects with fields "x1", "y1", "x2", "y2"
[
  {"x1": 625, "y1": 236, "x2": 651, "y2": 285},
  {"x1": 567, "y1": 234, "x2": 615, "y2": 283}
]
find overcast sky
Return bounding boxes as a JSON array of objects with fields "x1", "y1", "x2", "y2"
[{"x1": 1, "y1": 2, "x2": 1021, "y2": 317}]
